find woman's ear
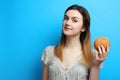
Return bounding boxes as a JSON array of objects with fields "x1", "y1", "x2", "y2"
[{"x1": 81, "y1": 26, "x2": 86, "y2": 32}]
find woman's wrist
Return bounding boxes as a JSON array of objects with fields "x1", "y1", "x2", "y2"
[{"x1": 91, "y1": 65, "x2": 100, "y2": 69}]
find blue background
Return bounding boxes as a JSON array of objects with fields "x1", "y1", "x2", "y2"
[{"x1": 0, "y1": 0, "x2": 120, "y2": 80}]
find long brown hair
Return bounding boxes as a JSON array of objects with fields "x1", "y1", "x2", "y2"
[{"x1": 54, "y1": 4, "x2": 92, "y2": 67}]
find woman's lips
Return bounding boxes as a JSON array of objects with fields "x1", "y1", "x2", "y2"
[{"x1": 64, "y1": 27, "x2": 72, "y2": 30}]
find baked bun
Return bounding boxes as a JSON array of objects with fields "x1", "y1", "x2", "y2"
[{"x1": 94, "y1": 37, "x2": 110, "y2": 51}]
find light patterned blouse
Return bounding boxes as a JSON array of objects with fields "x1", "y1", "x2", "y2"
[{"x1": 41, "y1": 46, "x2": 93, "y2": 80}]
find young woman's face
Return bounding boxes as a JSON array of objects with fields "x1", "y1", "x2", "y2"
[{"x1": 62, "y1": 10, "x2": 85, "y2": 37}]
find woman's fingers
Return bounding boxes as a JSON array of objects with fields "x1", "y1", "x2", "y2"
[
  {"x1": 97, "y1": 45, "x2": 109, "y2": 61},
  {"x1": 93, "y1": 45, "x2": 109, "y2": 66},
  {"x1": 106, "y1": 45, "x2": 110, "y2": 53},
  {"x1": 101, "y1": 45, "x2": 105, "y2": 53},
  {"x1": 101, "y1": 45, "x2": 106, "y2": 58},
  {"x1": 98, "y1": 46, "x2": 102, "y2": 55},
  {"x1": 98, "y1": 46, "x2": 103, "y2": 60}
]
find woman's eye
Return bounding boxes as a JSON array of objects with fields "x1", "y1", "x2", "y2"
[
  {"x1": 73, "y1": 19, "x2": 78, "y2": 22},
  {"x1": 64, "y1": 17, "x2": 68, "y2": 20}
]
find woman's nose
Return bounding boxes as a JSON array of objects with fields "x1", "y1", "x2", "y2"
[{"x1": 66, "y1": 19, "x2": 71, "y2": 25}]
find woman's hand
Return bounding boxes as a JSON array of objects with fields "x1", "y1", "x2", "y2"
[{"x1": 92, "y1": 45, "x2": 109, "y2": 67}]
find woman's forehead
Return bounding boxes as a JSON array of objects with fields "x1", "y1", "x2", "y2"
[{"x1": 65, "y1": 10, "x2": 83, "y2": 19}]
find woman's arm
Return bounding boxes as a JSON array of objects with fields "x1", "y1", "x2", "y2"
[
  {"x1": 42, "y1": 63, "x2": 48, "y2": 80},
  {"x1": 89, "y1": 45, "x2": 109, "y2": 80},
  {"x1": 89, "y1": 65, "x2": 99, "y2": 80}
]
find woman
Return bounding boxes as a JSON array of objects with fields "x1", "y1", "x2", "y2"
[{"x1": 41, "y1": 4, "x2": 109, "y2": 80}]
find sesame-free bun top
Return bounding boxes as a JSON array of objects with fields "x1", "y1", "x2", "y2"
[{"x1": 94, "y1": 37, "x2": 110, "y2": 51}]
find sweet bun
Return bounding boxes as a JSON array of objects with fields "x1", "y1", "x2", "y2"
[{"x1": 94, "y1": 37, "x2": 110, "y2": 51}]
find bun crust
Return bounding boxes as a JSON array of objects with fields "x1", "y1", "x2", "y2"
[{"x1": 94, "y1": 37, "x2": 110, "y2": 51}]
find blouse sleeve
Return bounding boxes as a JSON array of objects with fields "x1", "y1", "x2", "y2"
[
  {"x1": 41, "y1": 46, "x2": 53, "y2": 64},
  {"x1": 99, "y1": 62, "x2": 104, "y2": 69}
]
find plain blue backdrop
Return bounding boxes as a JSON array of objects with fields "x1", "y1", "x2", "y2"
[{"x1": 0, "y1": 0, "x2": 120, "y2": 80}]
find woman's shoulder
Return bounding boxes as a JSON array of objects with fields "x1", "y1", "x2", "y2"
[
  {"x1": 44, "y1": 45, "x2": 55, "y2": 51},
  {"x1": 43, "y1": 45, "x2": 56, "y2": 54},
  {"x1": 41, "y1": 45, "x2": 56, "y2": 64}
]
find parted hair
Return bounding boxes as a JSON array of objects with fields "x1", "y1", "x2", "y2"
[{"x1": 54, "y1": 4, "x2": 92, "y2": 67}]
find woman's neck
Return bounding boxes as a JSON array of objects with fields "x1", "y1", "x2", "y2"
[{"x1": 65, "y1": 35, "x2": 82, "y2": 49}]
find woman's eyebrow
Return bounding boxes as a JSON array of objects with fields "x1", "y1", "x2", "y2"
[
  {"x1": 72, "y1": 17, "x2": 79, "y2": 19},
  {"x1": 64, "y1": 14, "x2": 79, "y2": 19},
  {"x1": 64, "y1": 15, "x2": 68, "y2": 17}
]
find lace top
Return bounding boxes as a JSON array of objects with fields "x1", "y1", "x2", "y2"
[{"x1": 41, "y1": 46, "x2": 89, "y2": 80}]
